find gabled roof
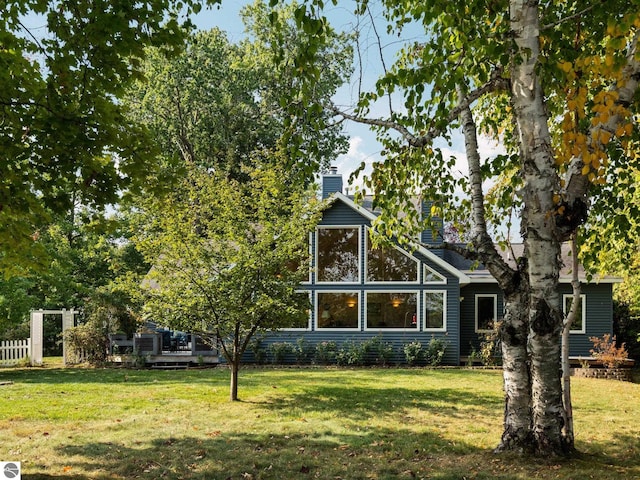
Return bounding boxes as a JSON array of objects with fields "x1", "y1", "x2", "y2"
[
  {"x1": 327, "y1": 192, "x2": 621, "y2": 286},
  {"x1": 326, "y1": 192, "x2": 471, "y2": 286},
  {"x1": 449, "y1": 243, "x2": 622, "y2": 285}
]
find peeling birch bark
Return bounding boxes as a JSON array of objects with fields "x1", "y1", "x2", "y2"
[{"x1": 510, "y1": 0, "x2": 568, "y2": 455}]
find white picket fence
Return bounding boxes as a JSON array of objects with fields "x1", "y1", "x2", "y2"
[{"x1": 0, "y1": 338, "x2": 31, "y2": 366}]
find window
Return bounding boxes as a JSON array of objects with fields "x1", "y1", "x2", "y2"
[
  {"x1": 475, "y1": 294, "x2": 497, "y2": 332},
  {"x1": 424, "y1": 291, "x2": 446, "y2": 330},
  {"x1": 423, "y1": 265, "x2": 446, "y2": 284},
  {"x1": 366, "y1": 231, "x2": 418, "y2": 282},
  {"x1": 365, "y1": 292, "x2": 418, "y2": 330},
  {"x1": 282, "y1": 291, "x2": 311, "y2": 330},
  {"x1": 563, "y1": 294, "x2": 586, "y2": 333},
  {"x1": 316, "y1": 227, "x2": 360, "y2": 283},
  {"x1": 317, "y1": 292, "x2": 359, "y2": 329}
]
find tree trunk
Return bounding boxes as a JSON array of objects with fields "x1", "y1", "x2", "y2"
[
  {"x1": 561, "y1": 235, "x2": 580, "y2": 450},
  {"x1": 458, "y1": 94, "x2": 534, "y2": 453},
  {"x1": 496, "y1": 285, "x2": 533, "y2": 452},
  {"x1": 510, "y1": 0, "x2": 568, "y2": 455},
  {"x1": 230, "y1": 357, "x2": 239, "y2": 402}
]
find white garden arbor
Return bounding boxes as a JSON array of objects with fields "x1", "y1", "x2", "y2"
[{"x1": 29, "y1": 309, "x2": 78, "y2": 366}]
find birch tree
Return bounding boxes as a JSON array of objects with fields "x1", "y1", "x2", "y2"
[{"x1": 278, "y1": 0, "x2": 640, "y2": 456}]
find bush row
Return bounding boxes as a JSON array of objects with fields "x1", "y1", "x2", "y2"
[{"x1": 250, "y1": 337, "x2": 448, "y2": 367}]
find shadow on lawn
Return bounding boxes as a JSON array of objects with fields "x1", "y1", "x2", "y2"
[
  {"x1": 255, "y1": 383, "x2": 503, "y2": 422},
  {"x1": 24, "y1": 430, "x2": 640, "y2": 480},
  {"x1": 0, "y1": 366, "x2": 227, "y2": 386}
]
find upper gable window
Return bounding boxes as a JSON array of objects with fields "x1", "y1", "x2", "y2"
[
  {"x1": 423, "y1": 265, "x2": 446, "y2": 284},
  {"x1": 316, "y1": 227, "x2": 360, "y2": 283},
  {"x1": 366, "y1": 230, "x2": 418, "y2": 283}
]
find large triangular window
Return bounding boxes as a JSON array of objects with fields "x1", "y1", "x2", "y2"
[{"x1": 366, "y1": 230, "x2": 418, "y2": 283}]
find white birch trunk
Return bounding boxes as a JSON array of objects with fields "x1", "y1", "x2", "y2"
[
  {"x1": 561, "y1": 235, "x2": 580, "y2": 450},
  {"x1": 458, "y1": 96, "x2": 533, "y2": 451},
  {"x1": 509, "y1": 0, "x2": 568, "y2": 455}
]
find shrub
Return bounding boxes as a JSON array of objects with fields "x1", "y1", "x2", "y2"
[
  {"x1": 336, "y1": 340, "x2": 367, "y2": 366},
  {"x1": 479, "y1": 325, "x2": 501, "y2": 366},
  {"x1": 403, "y1": 341, "x2": 423, "y2": 366},
  {"x1": 294, "y1": 337, "x2": 310, "y2": 364},
  {"x1": 365, "y1": 335, "x2": 394, "y2": 366},
  {"x1": 590, "y1": 334, "x2": 629, "y2": 368},
  {"x1": 424, "y1": 337, "x2": 448, "y2": 366},
  {"x1": 249, "y1": 338, "x2": 266, "y2": 364},
  {"x1": 63, "y1": 323, "x2": 110, "y2": 364},
  {"x1": 314, "y1": 341, "x2": 338, "y2": 365},
  {"x1": 269, "y1": 342, "x2": 293, "y2": 364}
]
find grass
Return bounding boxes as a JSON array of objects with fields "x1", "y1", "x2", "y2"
[{"x1": 0, "y1": 365, "x2": 638, "y2": 480}]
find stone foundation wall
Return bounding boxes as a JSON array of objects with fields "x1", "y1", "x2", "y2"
[{"x1": 571, "y1": 367, "x2": 632, "y2": 382}]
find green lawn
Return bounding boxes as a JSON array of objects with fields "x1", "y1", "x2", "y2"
[{"x1": 0, "y1": 365, "x2": 638, "y2": 479}]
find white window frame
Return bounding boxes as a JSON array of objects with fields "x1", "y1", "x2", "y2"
[
  {"x1": 315, "y1": 290, "x2": 361, "y2": 331},
  {"x1": 563, "y1": 294, "x2": 586, "y2": 334},
  {"x1": 423, "y1": 264, "x2": 447, "y2": 284},
  {"x1": 315, "y1": 226, "x2": 361, "y2": 284},
  {"x1": 423, "y1": 290, "x2": 447, "y2": 332},
  {"x1": 364, "y1": 229, "x2": 419, "y2": 284},
  {"x1": 364, "y1": 290, "x2": 420, "y2": 332},
  {"x1": 302, "y1": 231, "x2": 313, "y2": 285},
  {"x1": 280, "y1": 290, "x2": 312, "y2": 331},
  {"x1": 475, "y1": 294, "x2": 498, "y2": 333}
]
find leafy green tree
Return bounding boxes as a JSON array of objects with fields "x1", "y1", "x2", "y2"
[
  {"x1": 135, "y1": 165, "x2": 320, "y2": 401},
  {"x1": 278, "y1": 0, "x2": 639, "y2": 456},
  {"x1": 0, "y1": 0, "x2": 214, "y2": 274},
  {"x1": 0, "y1": 204, "x2": 148, "y2": 340},
  {"x1": 124, "y1": 0, "x2": 351, "y2": 185}
]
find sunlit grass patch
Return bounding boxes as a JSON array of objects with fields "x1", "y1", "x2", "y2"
[{"x1": 0, "y1": 366, "x2": 638, "y2": 479}]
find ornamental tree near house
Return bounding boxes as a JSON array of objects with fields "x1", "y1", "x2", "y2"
[
  {"x1": 134, "y1": 165, "x2": 321, "y2": 401},
  {"x1": 276, "y1": 0, "x2": 640, "y2": 455}
]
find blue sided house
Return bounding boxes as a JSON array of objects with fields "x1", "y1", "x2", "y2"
[{"x1": 261, "y1": 169, "x2": 620, "y2": 365}]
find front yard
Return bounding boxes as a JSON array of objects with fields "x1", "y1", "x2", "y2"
[{"x1": 0, "y1": 365, "x2": 638, "y2": 479}]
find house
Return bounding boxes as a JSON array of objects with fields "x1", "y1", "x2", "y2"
[{"x1": 259, "y1": 168, "x2": 620, "y2": 365}]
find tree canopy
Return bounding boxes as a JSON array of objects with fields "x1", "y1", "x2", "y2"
[
  {"x1": 135, "y1": 164, "x2": 321, "y2": 400},
  {"x1": 124, "y1": 0, "x2": 352, "y2": 186},
  {"x1": 0, "y1": 0, "x2": 215, "y2": 274}
]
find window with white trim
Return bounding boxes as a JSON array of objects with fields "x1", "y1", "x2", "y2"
[
  {"x1": 317, "y1": 291, "x2": 360, "y2": 329},
  {"x1": 423, "y1": 265, "x2": 446, "y2": 284},
  {"x1": 365, "y1": 292, "x2": 418, "y2": 330},
  {"x1": 475, "y1": 294, "x2": 497, "y2": 332},
  {"x1": 316, "y1": 227, "x2": 360, "y2": 283},
  {"x1": 366, "y1": 230, "x2": 418, "y2": 283},
  {"x1": 424, "y1": 290, "x2": 446, "y2": 330},
  {"x1": 563, "y1": 294, "x2": 586, "y2": 333}
]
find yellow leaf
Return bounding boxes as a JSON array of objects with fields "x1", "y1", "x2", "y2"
[
  {"x1": 582, "y1": 164, "x2": 590, "y2": 176},
  {"x1": 605, "y1": 55, "x2": 615, "y2": 68},
  {"x1": 559, "y1": 61, "x2": 572, "y2": 73}
]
